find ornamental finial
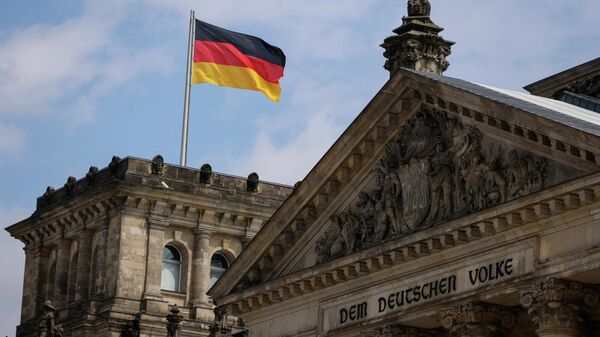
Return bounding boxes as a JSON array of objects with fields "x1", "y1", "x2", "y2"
[{"x1": 407, "y1": 0, "x2": 431, "y2": 16}]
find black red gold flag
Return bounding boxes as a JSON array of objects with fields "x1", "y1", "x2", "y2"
[{"x1": 192, "y1": 19, "x2": 286, "y2": 102}]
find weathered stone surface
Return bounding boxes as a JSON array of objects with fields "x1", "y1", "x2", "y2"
[
  {"x1": 382, "y1": 0, "x2": 454, "y2": 75},
  {"x1": 6, "y1": 156, "x2": 292, "y2": 337},
  {"x1": 315, "y1": 107, "x2": 569, "y2": 263}
]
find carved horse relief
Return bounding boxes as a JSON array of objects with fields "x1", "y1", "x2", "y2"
[{"x1": 316, "y1": 107, "x2": 555, "y2": 264}]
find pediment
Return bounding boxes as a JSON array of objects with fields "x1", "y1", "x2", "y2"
[
  {"x1": 310, "y1": 106, "x2": 580, "y2": 267},
  {"x1": 209, "y1": 69, "x2": 600, "y2": 301}
]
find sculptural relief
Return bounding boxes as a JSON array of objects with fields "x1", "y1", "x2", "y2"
[{"x1": 316, "y1": 108, "x2": 549, "y2": 263}]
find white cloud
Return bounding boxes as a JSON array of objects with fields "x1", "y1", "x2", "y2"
[
  {"x1": 0, "y1": 2, "x2": 174, "y2": 124},
  {"x1": 0, "y1": 204, "x2": 29, "y2": 337},
  {"x1": 210, "y1": 0, "x2": 600, "y2": 184},
  {"x1": 0, "y1": 16, "x2": 113, "y2": 117}
]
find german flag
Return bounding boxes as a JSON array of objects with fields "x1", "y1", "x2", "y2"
[{"x1": 192, "y1": 20, "x2": 286, "y2": 102}]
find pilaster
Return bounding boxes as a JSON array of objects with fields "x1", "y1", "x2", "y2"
[
  {"x1": 91, "y1": 225, "x2": 108, "y2": 298},
  {"x1": 75, "y1": 230, "x2": 93, "y2": 303},
  {"x1": 53, "y1": 240, "x2": 71, "y2": 313},
  {"x1": 190, "y1": 225, "x2": 215, "y2": 320},
  {"x1": 20, "y1": 245, "x2": 49, "y2": 322},
  {"x1": 141, "y1": 215, "x2": 169, "y2": 315},
  {"x1": 441, "y1": 302, "x2": 517, "y2": 337},
  {"x1": 520, "y1": 278, "x2": 599, "y2": 337}
]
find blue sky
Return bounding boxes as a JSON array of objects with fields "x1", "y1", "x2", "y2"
[{"x1": 0, "y1": 0, "x2": 599, "y2": 334}]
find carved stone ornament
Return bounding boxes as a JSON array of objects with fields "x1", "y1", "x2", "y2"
[
  {"x1": 316, "y1": 108, "x2": 549, "y2": 263},
  {"x1": 109, "y1": 156, "x2": 121, "y2": 175},
  {"x1": 152, "y1": 155, "x2": 165, "y2": 176},
  {"x1": 64, "y1": 176, "x2": 77, "y2": 194},
  {"x1": 440, "y1": 302, "x2": 517, "y2": 337},
  {"x1": 43, "y1": 186, "x2": 55, "y2": 197},
  {"x1": 569, "y1": 75, "x2": 600, "y2": 99},
  {"x1": 407, "y1": 0, "x2": 431, "y2": 16},
  {"x1": 363, "y1": 325, "x2": 437, "y2": 337},
  {"x1": 381, "y1": 0, "x2": 453, "y2": 75},
  {"x1": 86, "y1": 166, "x2": 99, "y2": 184},
  {"x1": 247, "y1": 172, "x2": 259, "y2": 192},
  {"x1": 519, "y1": 278, "x2": 599, "y2": 336},
  {"x1": 39, "y1": 301, "x2": 64, "y2": 337},
  {"x1": 166, "y1": 305, "x2": 184, "y2": 337},
  {"x1": 200, "y1": 163, "x2": 213, "y2": 183},
  {"x1": 210, "y1": 307, "x2": 233, "y2": 336}
]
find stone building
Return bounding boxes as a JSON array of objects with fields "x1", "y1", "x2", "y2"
[
  {"x1": 5, "y1": 156, "x2": 292, "y2": 336},
  {"x1": 207, "y1": 1, "x2": 600, "y2": 337},
  {"x1": 8, "y1": 1, "x2": 600, "y2": 337}
]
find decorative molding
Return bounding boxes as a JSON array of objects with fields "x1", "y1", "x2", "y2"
[
  {"x1": 363, "y1": 325, "x2": 437, "y2": 337},
  {"x1": 223, "y1": 174, "x2": 600, "y2": 315},
  {"x1": 316, "y1": 107, "x2": 550, "y2": 263},
  {"x1": 441, "y1": 302, "x2": 517, "y2": 337},
  {"x1": 520, "y1": 278, "x2": 599, "y2": 335},
  {"x1": 382, "y1": 0, "x2": 453, "y2": 75}
]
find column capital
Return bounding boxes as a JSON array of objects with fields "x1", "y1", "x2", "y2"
[
  {"x1": 56, "y1": 239, "x2": 71, "y2": 250},
  {"x1": 520, "y1": 278, "x2": 599, "y2": 337},
  {"x1": 24, "y1": 244, "x2": 49, "y2": 256},
  {"x1": 195, "y1": 224, "x2": 216, "y2": 237},
  {"x1": 441, "y1": 302, "x2": 517, "y2": 337},
  {"x1": 148, "y1": 214, "x2": 169, "y2": 230},
  {"x1": 362, "y1": 324, "x2": 438, "y2": 337},
  {"x1": 78, "y1": 229, "x2": 94, "y2": 239}
]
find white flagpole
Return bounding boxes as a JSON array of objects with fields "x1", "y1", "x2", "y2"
[{"x1": 180, "y1": 9, "x2": 195, "y2": 166}]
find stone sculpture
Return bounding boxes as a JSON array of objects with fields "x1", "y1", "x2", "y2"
[
  {"x1": 316, "y1": 108, "x2": 548, "y2": 263},
  {"x1": 39, "y1": 301, "x2": 63, "y2": 337},
  {"x1": 166, "y1": 305, "x2": 183, "y2": 337},
  {"x1": 407, "y1": 0, "x2": 431, "y2": 16},
  {"x1": 151, "y1": 155, "x2": 165, "y2": 176},
  {"x1": 569, "y1": 75, "x2": 600, "y2": 99}
]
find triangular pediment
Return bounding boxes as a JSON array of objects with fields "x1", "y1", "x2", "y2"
[
  {"x1": 295, "y1": 107, "x2": 582, "y2": 271},
  {"x1": 209, "y1": 69, "x2": 600, "y2": 302}
]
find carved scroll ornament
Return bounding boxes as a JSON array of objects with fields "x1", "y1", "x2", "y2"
[{"x1": 317, "y1": 108, "x2": 548, "y2": 263}]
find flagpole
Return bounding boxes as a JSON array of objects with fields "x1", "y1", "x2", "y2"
[{"x1": 180, "y1": 9, "x2": 195, "y2": 166}]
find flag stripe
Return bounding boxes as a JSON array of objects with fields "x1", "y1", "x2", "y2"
[
  {"x1": 192, "y1": 62, "x2": 281, "y2": 102},
  {"x1": 195, "y1": 19, "x2": 285, "y2": 67},
  {"x1": 194, "y1": 40, "x2": 284, "y2": 84}
]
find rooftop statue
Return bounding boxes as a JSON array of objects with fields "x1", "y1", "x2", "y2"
[{"x1": 407, "y1": 0, "x2": 431, "y2": 16}]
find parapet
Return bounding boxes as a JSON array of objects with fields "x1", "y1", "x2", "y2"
[{"x1": 35, "y1": 156, "x2": 293, "y2": 211}]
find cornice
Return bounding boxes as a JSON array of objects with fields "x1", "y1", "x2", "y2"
[
  {"x1": 524, "y1": 57, "x2": 600, "y2": 98},
  {"x1": 216, "y1": 170, "x2": 600, "y2": 315},
  {"x1": 6, "y1": 181, "x2": 280, "y2": 248},
  {"x1": 212, "y1": 68, "x2": 600, "y2": 301}
]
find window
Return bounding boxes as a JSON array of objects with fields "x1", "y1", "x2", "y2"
[
  {"x1": 209, "y1": 252, "x2": 229, "y2": 288},
  {"x1": 161, "y1": 245, "x2": 182, "y2": 292}
]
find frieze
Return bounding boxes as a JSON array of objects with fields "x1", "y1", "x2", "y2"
[
  {"x1": 568, "y1": 75, "x2": 600, "y2": 99},
  {"x1": 321, "y1": 250, "x2": 530, "y2": 332},
  {"x1": 317, "y1": 108, "x2": 548, "y2": 263}
]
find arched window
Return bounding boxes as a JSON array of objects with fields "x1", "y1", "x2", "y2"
[
  {"x1": 209, "y1": 252, "x2": 229, "y2": 288},
  {"x1": 161, "y1": 245, "x2": 182, "y2": 292}
]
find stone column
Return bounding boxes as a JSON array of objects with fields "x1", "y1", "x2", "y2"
[
  {"x1": 190, "y1": 227, "x2": 214, "y2": 320},
  {"x1": 20, "y1": 246, "x2": 49, "y2": 322},
  {"x1": 91, "y1": 225, "x2": 108, "y2": 297},
  {"x1": 53, "y1": 240, "x2": 71, "y2": 312},
  {"x1": 362, "y1": 324, "x2": 437, "y2": 337},
  {"x1": 520, "y1": 278, "x2": 599, "y2": 337},
  {"x1": 441, "y1": 302, "x2": 517, "y2": 337},
  {"x1": 141, "y1": 215, "x2": 168, "y2": 314},
  {"x1": 75, "y1": 230, "x2": 93, "y2": 303}
]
